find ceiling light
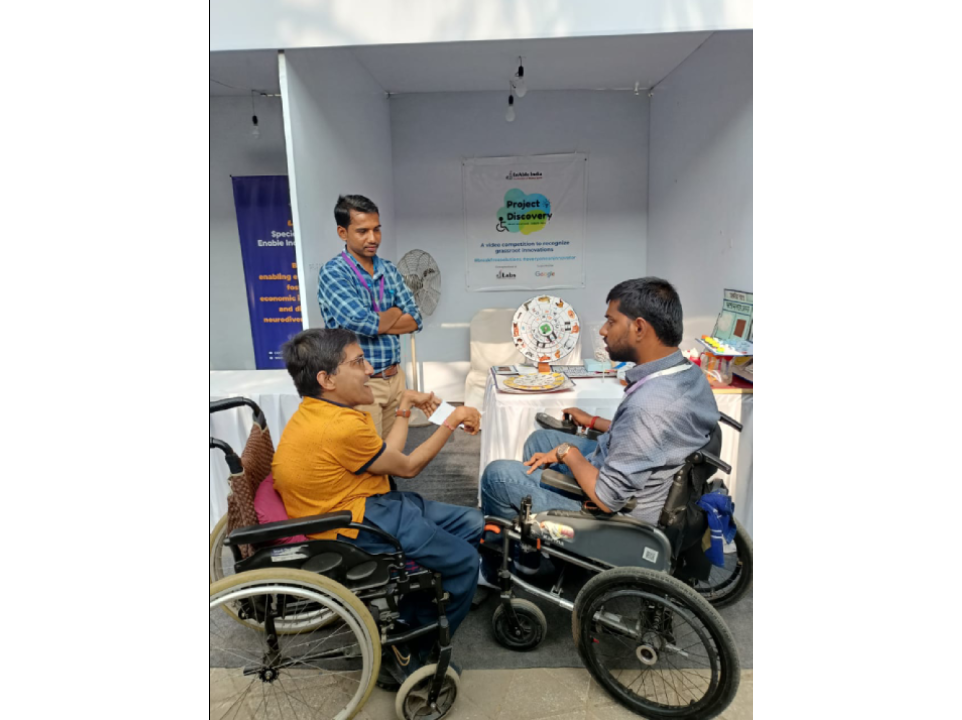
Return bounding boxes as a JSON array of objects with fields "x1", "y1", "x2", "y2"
[
  {"x1": 505, "y1": 95, "x2": 516, "y2": 122},
  {"x1": 513, "y1": 58, "x2": 527, "y2": 98},
  {"x1": 251, "y1": 115, "x2": 260, "y2": 139}
]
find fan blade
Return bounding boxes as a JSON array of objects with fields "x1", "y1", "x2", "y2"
[{"x1": 420, "y1": 286, "x2": 440, "y2": 316}]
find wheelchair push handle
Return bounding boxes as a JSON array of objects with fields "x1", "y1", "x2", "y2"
[
  {"x1": 694, "y1": 450, "x2": 732, "y2": 476},
  {"x1": 719, "y1": 412, "x2": 743, "y2": 432},
  {"x1": 210, "y1": 437, "x2": 233, "y2": 454},
  {"x1": 209, "y1": 397, "x2": 267, "y2": 430},
  {"x1": 210, "y1": 436, "x2": 243, "y2": 475}
]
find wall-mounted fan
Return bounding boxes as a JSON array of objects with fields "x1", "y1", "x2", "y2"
[{"x1": 397, "y1": 250, "x2": 441, "y2": 426}]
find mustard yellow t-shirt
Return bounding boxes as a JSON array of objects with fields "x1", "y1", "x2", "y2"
[{"x1": 272, "y1": 397, "x2": 390, "y2": 539}]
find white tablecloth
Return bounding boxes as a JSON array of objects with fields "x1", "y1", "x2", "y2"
[
  {"x1": 209, "y1": 371, "x2": 303, "y2": 532},
  {"x1": 479, "y1": 374, "x2": 754, "y2": 537}
]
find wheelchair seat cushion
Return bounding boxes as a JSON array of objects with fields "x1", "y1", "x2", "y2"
[{"x1": 254, "y1": 474, "x2": 309, "y2": 545}]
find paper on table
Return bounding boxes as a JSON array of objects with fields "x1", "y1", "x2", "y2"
[
  {"x1": 429, "y1": 401, "x2": 457, "y2": 426},
  {"x1": 515, "y1": 366, "x2": 539, "y2": 376}
]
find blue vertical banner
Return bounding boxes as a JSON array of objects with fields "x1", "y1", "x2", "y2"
[{"x1": 231, "y1": 176, "x2": 302, "y2": 369}]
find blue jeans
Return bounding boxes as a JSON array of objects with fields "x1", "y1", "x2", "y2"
[
  {"x1": 481, "y1": 429, "x2": 599, "y2": 519},
  {"x1": 347, "y1": 491, "x2": 482, "y2": 636}
]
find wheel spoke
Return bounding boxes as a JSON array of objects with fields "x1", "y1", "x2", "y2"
[
  {"x1": 211, "y1": 577, "x2": 375, "y2": 720},
  {"x1": 579, "y1": 574, "x2": 733, "y2": 715}
]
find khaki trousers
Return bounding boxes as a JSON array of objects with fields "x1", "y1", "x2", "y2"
[{"x1": 355, "y1": 367, "x2": 407, "y2": 438}]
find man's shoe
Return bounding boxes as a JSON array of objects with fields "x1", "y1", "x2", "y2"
[{"x1": 471, "y1": 586, "x2": 493, "y2": 610}]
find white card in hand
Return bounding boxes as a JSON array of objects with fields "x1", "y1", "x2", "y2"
[{"x1": 429, "y1": 401, "x2": 457, "y2": 427}]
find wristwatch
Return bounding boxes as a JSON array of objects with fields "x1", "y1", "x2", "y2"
[
  {"x1": 395, "y1": 408, "x2": 412, "y2": 419},
  {"x1": 556, "y1": 443, "x2": 573, "y2": 464}
]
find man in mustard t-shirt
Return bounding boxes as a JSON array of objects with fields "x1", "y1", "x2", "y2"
[{"x1": 272, "y1": 328, "x2": 483, "y2": 684}]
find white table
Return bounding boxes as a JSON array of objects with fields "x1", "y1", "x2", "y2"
[
  {"x1": 479, "y1": 373, "x2": 754, "y2": 538},
  {"x1": 209, "y1": 371, "x2": 303, "y2": 532}
]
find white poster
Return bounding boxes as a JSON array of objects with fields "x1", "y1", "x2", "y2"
[{"x1": 463, "y1": 153, "x2": 587, "y2": 292}]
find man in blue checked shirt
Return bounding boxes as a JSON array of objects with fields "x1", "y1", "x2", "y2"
[{"x1": 318, "y1": 195, "x2": 423, "y2": 438}]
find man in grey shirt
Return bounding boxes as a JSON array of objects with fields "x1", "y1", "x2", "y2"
[{"x1": 480, "y1": 277, "x2": 720, "y2": 529}]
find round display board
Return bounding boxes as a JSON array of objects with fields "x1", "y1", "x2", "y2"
[
  {"x1": 511, "y1": 296, "x2": 581, "y2": 365},
  {"x1": 503, "y1": 372, "x2": 567, "y2": 392}
]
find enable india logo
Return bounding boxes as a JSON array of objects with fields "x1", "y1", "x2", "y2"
[{"x1": 496, "y1": 189, "x2": 553, "y2": 236}]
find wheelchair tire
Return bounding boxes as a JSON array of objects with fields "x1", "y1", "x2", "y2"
[
  {"x1": 210, "y1": 568, "x2": 380, "y2": 720},
  {"x1": 209, "y1": 514, "x2": 233, "y2": 584},
  {"x1": 395, "y1": 664, "x2": 460, "y2": 720},
  {"x1": 210, "y1": 514, "x2": 252, "y2": 630},
  {"x1": 492, "y1": 599, "x2": 548, "y2": 651},
  {"x1": 573, "y1": 567, "x2": 740, "y2": 720},
  {"x1": 692, "y1": 522, "x2": 753, "y2": 609}
]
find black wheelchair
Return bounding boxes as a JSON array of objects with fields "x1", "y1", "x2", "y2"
[
  {"x1": 209, "y1": 398, "x2": 461, "y2": 720},
  {"x1": 478, "y1": 412, "x2": 752, "y2": 720}
]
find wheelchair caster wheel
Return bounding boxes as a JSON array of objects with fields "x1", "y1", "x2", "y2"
[
  {"x1": 395, "y1": 664, "x2": 460, "y2": 720},
  {"x1": 492, "y1": 599, "x2": 548, "y2": 651}
]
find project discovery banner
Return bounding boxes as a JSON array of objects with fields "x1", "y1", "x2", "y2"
[
  {"x1": 463, "y1": 153, "x2": 587, "y2": 292},
  {"x1": 231, "y1": 176, "x2": 302, "y2": 369}
]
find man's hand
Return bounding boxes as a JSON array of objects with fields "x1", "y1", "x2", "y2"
[
  {"x1": 524, "y1": 446, "x2": 566, "y2": 475},
  {"x1": 377, "y1": 307, "x2": 404, "y2": 334},
  {"x1": 403, "y1": 390, "x2": 440, "y2": 418},
  {"x1": 384, "y1": 314, "x2": 419, "y2": 335},
  {"x1": 562, "y1": 408, "x2": 593, "y2": 427},
  {"x1": 447, "y1": 407, "x2": 482, "y2": 435}
]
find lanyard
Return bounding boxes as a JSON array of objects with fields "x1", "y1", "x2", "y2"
[
  {"x1": 341, "y1": 252, "x2": 386, "y2": 312},
  {"x1": 624, "y1": 362, "x2": 694, "y2": 398}
]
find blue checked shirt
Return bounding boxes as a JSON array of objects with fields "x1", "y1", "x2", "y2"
[
  {"x1": 588, "y1": 351, "x2": 720, "y2": 525},
  {"x1": 317, "y1": 254, "x2": 422, "y2": 373}
]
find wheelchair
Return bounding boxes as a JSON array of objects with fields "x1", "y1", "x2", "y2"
[
  {"x1": 533, "y1": 411, "x2": 753, "y2": 609},
  {"x1": 209, "y1": 398, "x2": 461, "y2": 720},
  {"x1": 478, "y1": 412, "x2": 752, "y2": 720}
]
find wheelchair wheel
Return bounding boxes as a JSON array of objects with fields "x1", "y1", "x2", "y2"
[
  {"x1": 395, "y1": 664, "x2": 460, "y2": 720},
  {"x1": 692, "y1": 522, "x2": 753, "y2": 609},
  {"x1": 210, "y1": 569, "x2": 380, "y2": 720},
  {"x1": 209, "y1": 514, "x2": 234, "y2": 584},
  {"x1": 492, "y1": 599, "x2": 548, "y2": 651},
  {"x1": 573, "y1": 567, "x2": 740, "y2": 720}
]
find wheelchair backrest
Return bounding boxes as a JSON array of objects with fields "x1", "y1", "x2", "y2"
[
  {"x1": 229, "y1": 423, "x2": 275, "y2": 559},
  {"x1": 658, "y1": 424, "x2": 724, "y2": 555},
  {"x1": 690, "y1": 424, "x2": 724, "y2": 490}
]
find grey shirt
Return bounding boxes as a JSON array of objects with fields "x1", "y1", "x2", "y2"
[{"x1": 588, "y1": 351, "x2": 720, "y2": 525}]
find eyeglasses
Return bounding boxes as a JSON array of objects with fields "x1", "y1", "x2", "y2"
[{"x1": 339, "y1": 355, "x2": 368, "y2": 368}]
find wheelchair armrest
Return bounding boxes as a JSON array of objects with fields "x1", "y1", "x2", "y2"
[
  {"x1": 540, "y1": 469, "x2": 586, "y2": 499},
  {"x1": 692, "y1": 450, "x2": 732, "y2": 475},
  {"x1": 228, "y1": 511, "x2": 354, "y2": 547},
  {"x1": 536, "y1": 413, "x2": 578, "y2": 434},
  {"x1": 536, "y1": 413, "x2": 602, "y2": 441}
]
